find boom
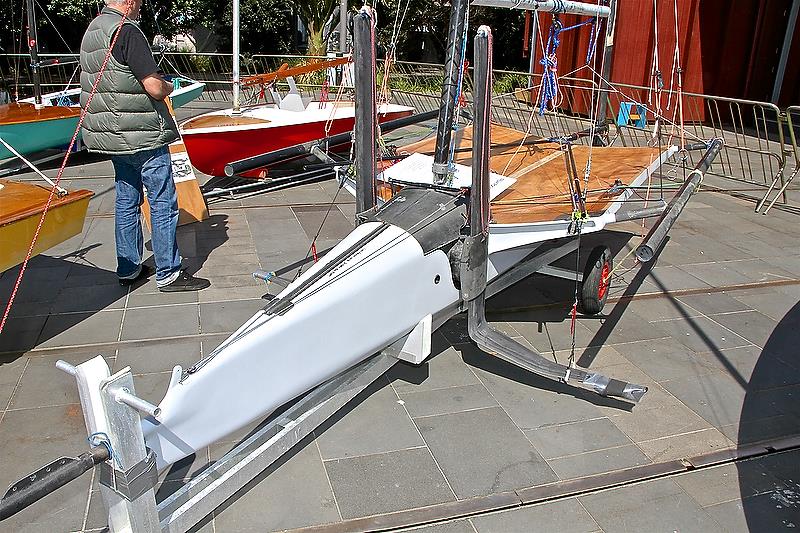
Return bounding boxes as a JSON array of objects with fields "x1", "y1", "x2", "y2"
[{"x1": 471, "y1": 0, "x2": 612, "y2": 18}]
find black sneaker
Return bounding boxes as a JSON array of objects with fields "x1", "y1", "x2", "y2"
[
  {"x1": 158, "y1": 270, "x2": 211, "y2": 292},
  {"x1": 119, "y1": 265, "x2": 154, "y2": 286}
]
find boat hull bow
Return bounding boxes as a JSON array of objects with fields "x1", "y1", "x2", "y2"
[{"x1": 142, "y1": 221, "x2": 459, "y2": 468}]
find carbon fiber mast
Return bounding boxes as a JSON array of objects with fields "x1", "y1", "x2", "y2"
[{"x1": 432, "y1": 0, "x2": 469, "y2": 185}]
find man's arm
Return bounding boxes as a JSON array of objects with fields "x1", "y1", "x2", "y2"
[
  {"x1": 115, "y1": 25, "x2": 171, "y2": 100},
  {"x1": 142, "y1": 74, "x2": 172, "y2": 100}
]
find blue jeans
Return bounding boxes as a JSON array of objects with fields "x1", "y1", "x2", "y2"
[{"x1": 111, "y1": 146, "x2": 181, "y2": 285}]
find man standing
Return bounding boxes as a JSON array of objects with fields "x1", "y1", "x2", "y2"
[{"x1": 80, "y1": 0, "x2": 209, "y2": 292}]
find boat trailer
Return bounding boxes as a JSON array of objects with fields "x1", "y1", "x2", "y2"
[{"x1": 0, "y1": 5, "x2": 724, "y2": 531}]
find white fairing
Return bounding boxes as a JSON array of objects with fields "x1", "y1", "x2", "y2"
[{"x1": 143, "y1": 222, "x2": 459, "y2": 468}]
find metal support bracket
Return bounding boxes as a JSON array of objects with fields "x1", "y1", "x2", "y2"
[{"x1": 98, "y1": 450, "x2": 158, "y2": 502}]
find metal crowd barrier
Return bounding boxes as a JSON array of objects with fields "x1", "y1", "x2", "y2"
[{"x1": 3, "y1": 52, "x2": 797, "y2": 211}]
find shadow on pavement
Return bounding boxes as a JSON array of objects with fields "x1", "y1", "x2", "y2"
[{"x1": 738, "y1": 300, "x2": 800, "y2": 530}]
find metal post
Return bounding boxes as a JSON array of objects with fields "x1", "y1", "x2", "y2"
[
  {"x1": 595, "y1": 0, "x2": 617, "y2": 127},
  {"x1": 772, "y1": 0, "x2": 800, "y2": 104},
  {"x1": 527, "y1": 12, "x2": 539, "y2": 90},
  {"x1": 232, "y1": 0, "x2": 241, "y2": 113},
  {"x1": 25, "y1": 0, "x2": 42, "y2": 106},
  {"x1": 69, "y1": 357, "x2": 160, "y2": 533},
  {"x1": 432, "y1": 0, "x2": 469, "y2": 184},
  {"x1": 353, "y1": 6, "x2": 377, "y2": 221},
  {"x1": 339, "y1": 0, "x2": 348, "y2": 53}
]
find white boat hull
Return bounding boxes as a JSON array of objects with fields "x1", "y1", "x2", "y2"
[{"x1": 143, "y1": 221, "x2": 460, "y2": 468}]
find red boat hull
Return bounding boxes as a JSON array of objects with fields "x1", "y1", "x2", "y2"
[{"x1": 182, "y1": 110, "x2": 413, "y2": 177}]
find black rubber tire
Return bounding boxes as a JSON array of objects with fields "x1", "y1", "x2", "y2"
[{"x1": 579, "y1": 246, "x2": 613, "y2": 315}]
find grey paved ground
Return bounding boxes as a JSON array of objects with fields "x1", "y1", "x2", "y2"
[{"x1": 1, "y1": 100, "x2": 799, "y2": 532}]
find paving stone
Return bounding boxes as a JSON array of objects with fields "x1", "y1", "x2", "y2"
[
  {"x1": 741, "y1": 384, "x2": 800, "y2": 422},
  {"x1": 683, "y1": 261, "x2": 764, "y2": 287},
  {"x1": 707, "y1": 310, "x2": 779, "y2": 348},
  {"x1": 584, "y1": 308, "x2": 675, "y2": 347},
  {"x1": 722, "y1": 414, "x2": 800, "y2": 445},
  {"x1": 416, "y1": 407, "x2": 557, "y2": 498},
  {"x1": 611, "y1": 338, "x2": 719, "y2": 383},
  {"x1": 471, "y1": 498, "x2": 599, "y2": 533},
  {"x1": 568, "y1": 345, "x2": 630, "y2": 369},
  {"x1": 115, "y1": 337, "x2": 202, "y2": 375},
  {"x1": 726, "y1": 259, "x2": 797, "y2": 283},
  {"x1": 733, "y1": 290, "x2": 800, "y2": 321},
  {"x1": 120, "y1": 305, "x2": 199, "y2": 341},
  {"x1": 579, "y1": 478, "x2": 724, "y2": 532},
  {"x1": 8, "y1": 351, "x2": 107, "y2": 410},
  {"x1": 466, "y1": 352, "x2": 608, "y2": 430},
  {"x1": 0, "y1": 355, "x2": 27, "y2": 408},
  {"x1": 213, "y1": 440, "x2": 341, "y2": 532},
  {"x1": 50, "y1": 283, "x2": 128, "y2": 314},
  {"x1": 672, "y1": 461, "x2": 779, "y2": 507},
  {"x1": 0, "y1": 405, "x2": 87, "y2": 488},
  {"x1": 637, "y1": 427, "x2": 734, "y2": 462},
  {"x1": 38, "y1": 310, "x2": 124, "y2": 348},
  {"x1": 546, "y1": 444, "x2": 651, "y2": 479},
  {"x1": 325, "y1": 447, "x2": 455, "y2": 519},
  {"x1": 0, "y1": 469, "x2": 91, "y2": 533},
  {"x1": 610, "y1": 402, "x2": 711, "y2": 443},
  {"x1": 694, "y1": 345, "x2": 800, "y2": 390},
  {"x1": 126, "y1": 288, "x2": 200, "y2": 308},
  {"x1": 199, "y1": 299, "x2": 264, "y2": 334},
  {"x1": 705, "y1": 492, "x2": 800, "y2": 532},
  {"x1": 643, "y1": 265, "x2": 713, "y2": 293},
  {"x1": 0, "y1": 315, "x2": 47, "y2": 353},
  {"x1": 128, "y1": 371, "x2": 170, "y2": 406},
  {"x1": 661, "y1": 372, "x2": 747, "y2": 428},
  {"x1": 315, "y1": 376, "x2": 424, "y2": 460},
  {"x1": 676, "y1": 291, "x2": 754, "y2": 315},
  {"x1": 621, "y1": 297, "x2": 701, "y2": 322},
  {"x1": 524, "y1": 417, "x2": 632, "y2": 460},
  {"x1": 389, "y1": 336, "x2": 481, "y2": 394},
  {"x1": 293, "y1": 205, "x2": 355, "y2": 243},
  {"x1": 650, "y1": 315, "x2": 752, "y2": 353},
  {"x1": 399, "y1": 383, "x2": 498, "y2": 419},
  {"x1": 198, "y1": 284, "x2": 267, "y2": 303},
  {"x1": 509, "y1": 317, "x2": 597, "y2": 353}
]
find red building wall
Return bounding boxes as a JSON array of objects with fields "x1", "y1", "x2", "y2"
[{"x1": 527, "y1": 0, "x2": 797, "y2": 115}]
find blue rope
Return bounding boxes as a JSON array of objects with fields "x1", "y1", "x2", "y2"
[
  {"x1": 538, "y1": 17, "x2": 564, "y2": 116},
  {"x1": 537, "y1": 17, "x2": 600, "y2": 115}
]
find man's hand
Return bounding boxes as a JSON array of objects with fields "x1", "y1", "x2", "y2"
[{"x1": 142, "y1": 74, "x2": 172, "y2": 100}]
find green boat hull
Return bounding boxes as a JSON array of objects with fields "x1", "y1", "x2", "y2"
[{"x1": 0, "y1": 115, "x2": 80, "y2": 161}]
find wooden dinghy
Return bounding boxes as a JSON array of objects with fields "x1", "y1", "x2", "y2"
[{"x1": 0, "y1": 179, "x2": 92, "y2": 272}]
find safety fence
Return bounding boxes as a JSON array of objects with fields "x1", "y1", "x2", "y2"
[{"x1": 2, "y1": 52, "x2": 798, "y2": 211}]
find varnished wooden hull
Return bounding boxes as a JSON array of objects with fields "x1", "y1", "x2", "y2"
[{"x1": 0, "y1": 179, "x2": 92, "y2": 272}]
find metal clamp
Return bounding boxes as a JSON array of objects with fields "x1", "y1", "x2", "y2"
[{"x1": 99, "y1": 450, "x2": 158, "y2": 502}]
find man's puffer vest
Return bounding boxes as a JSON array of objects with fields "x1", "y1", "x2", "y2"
[{"x1": 79, "y1": 8, "x2": 178, "y2": 154}]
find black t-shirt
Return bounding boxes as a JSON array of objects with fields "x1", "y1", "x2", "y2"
[{"x1": 111, "y1": 25, "x2": 160, "y2": 82}]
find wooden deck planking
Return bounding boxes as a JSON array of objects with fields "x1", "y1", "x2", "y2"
[
  {"x1": 0, "y1": 102, "x2": 80, "y2": 126},
  {"x1": 401, "y1": 124, "x2": 664, "y2": 224}
]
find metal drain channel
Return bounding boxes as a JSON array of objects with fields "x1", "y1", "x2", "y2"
[{"x1": 288, "y1": 435, "x2": 800, "y2": 533}]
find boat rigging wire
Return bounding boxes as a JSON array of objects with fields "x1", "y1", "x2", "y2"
[{"x1": 186, "y1": 188, "x2": 467, "y2": 376}]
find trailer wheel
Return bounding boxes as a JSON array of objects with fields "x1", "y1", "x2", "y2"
[{"x1": 579, "y1": 246, "x2": 612, "y2": 315}]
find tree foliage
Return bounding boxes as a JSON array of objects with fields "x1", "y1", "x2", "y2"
[{"x1": 0, "y1": 0, "x2": 531, "y2": 69}]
